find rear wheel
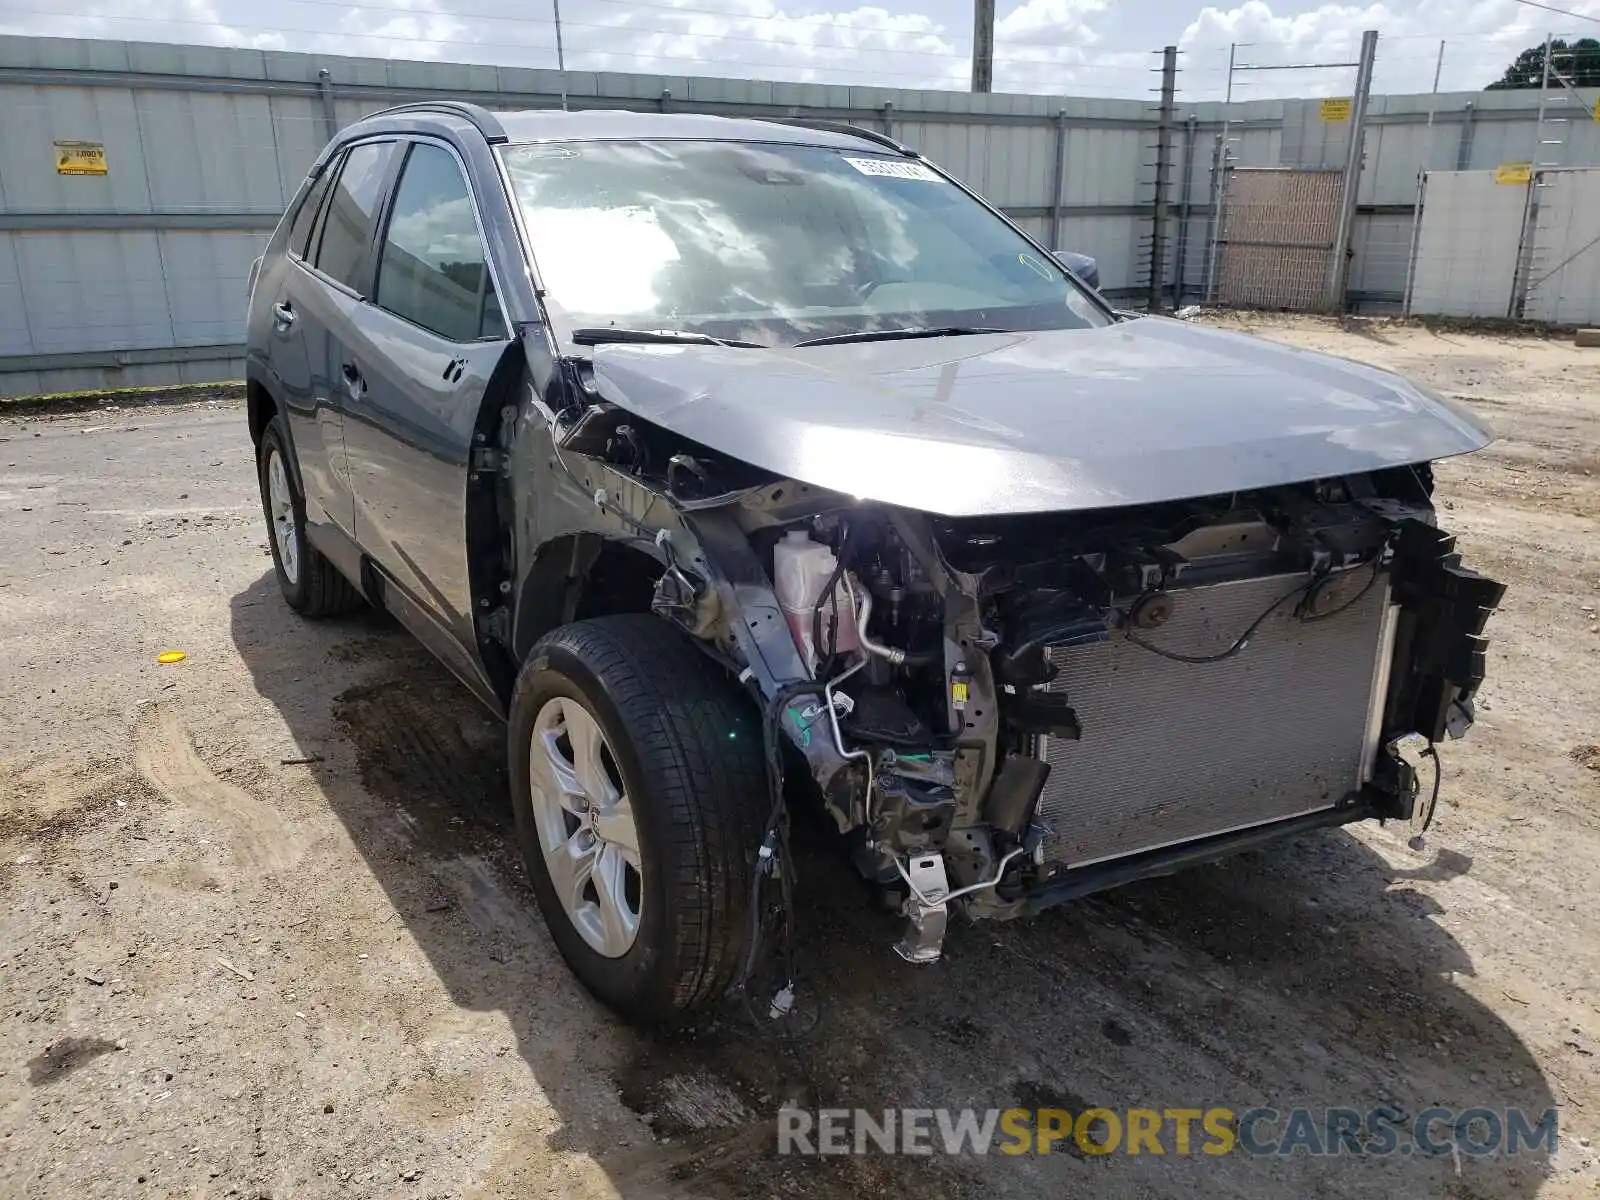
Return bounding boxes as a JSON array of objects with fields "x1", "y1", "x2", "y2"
[
  {"x1": 256, "y1": 415, "x2": 363, "y2": 617},
  {"x1": 508, "y1": 615, "x2": 766, "y2": 1024}
]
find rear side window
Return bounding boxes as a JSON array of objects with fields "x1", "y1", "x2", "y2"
[
  {"x1": 312, "y1": 141, "x2": 396, "y2": 292},
  {"x1": 375, "y1": 143, "x2": 499, "y2": 342},
  {"x1": 287, "y1": 154, "x2": 339, "y2": 260}
]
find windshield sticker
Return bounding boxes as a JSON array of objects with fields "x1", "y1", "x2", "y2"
[
  {"x1": 1017, "y1": 253, "x2": 1056, "y2": 280},
  {"x1": 842, "y1": 156, "x2": 941, "y2": 181},
  {"x1": 516, "y1": 145, "x2": 580, "y2": 160}
]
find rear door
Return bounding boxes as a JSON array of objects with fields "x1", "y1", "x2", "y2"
[
  {"x1": 295, "y1": 139, "x2": 401, "y2": 535},
  {"x1": 260, "y1": 152, "x2": 344, "y2": 529},
  {"x1": 340, "y1": 138, "x2": 511, "y2": 671}
]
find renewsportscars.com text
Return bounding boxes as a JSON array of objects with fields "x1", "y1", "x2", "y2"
[{"x1": 777, "y1": 1105, "x2": 1559, "y2": 1158}]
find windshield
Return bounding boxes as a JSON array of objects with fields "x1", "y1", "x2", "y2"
[{"x1": 498, "y1": 139, "x2": 1109, "y2": 347}]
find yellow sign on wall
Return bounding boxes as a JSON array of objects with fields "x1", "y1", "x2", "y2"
[
  {"x1": 1320, "y1": 97, "x2": 1352, "y2": 123},
  {"x1": 1495, "y1": 162, "x2": 1533, "y2": 186},
  {"x1": 54, "y1": 140, "x2": 107, "y2": 176}
]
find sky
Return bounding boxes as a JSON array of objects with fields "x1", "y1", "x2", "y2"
[{"x1": 0, "y1": 0, "x2": 1596, "y2": 99}]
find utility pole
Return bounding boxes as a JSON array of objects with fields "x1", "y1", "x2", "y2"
[
  {"x1": 971, "y1": 0, "x2": 995, "y2": 92},
  {"x1": 552, "y1": 0, "x2": 569, "y2": 110},
  {"x1": 1325, "y1": 29, "x2": 1378, "y2": 311}
]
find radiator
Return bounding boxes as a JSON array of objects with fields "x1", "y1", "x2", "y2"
[{"x1": 1034, "y1": 570, "x2": 1393, "y2": 869}]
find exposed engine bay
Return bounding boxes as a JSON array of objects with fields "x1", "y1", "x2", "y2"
[
  {"x1": 709, "y1": 470, "x2": 1495, "y2": 959},
  {"x1": 547, "y1": 390, "x2": 1505, "y2": 968}
]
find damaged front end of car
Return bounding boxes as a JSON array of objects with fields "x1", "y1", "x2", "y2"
[{"x1": 507, "y1": 346, "x2": 1505, "y2": 969}]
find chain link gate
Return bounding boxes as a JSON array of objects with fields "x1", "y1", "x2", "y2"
[{"x1": 1211, "y1": 167, "x2": 1346, "y2": 312}]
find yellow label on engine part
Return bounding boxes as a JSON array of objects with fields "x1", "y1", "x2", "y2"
[
  {"x1": 54, "y1": 140, "x2": 107, "y2": 175},
  {"x1": 951, "y1": 680, "x2": 969, "y2": 706}
]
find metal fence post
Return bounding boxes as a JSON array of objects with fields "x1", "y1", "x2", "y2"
[
  {"x1": 1201, "y1": 43, "x2": 1236, "y2": 304},
  {"x1": 1455, "y1": 100, "x2": 1478, "y2": 171},
  {"x1": 315, "y1": 69, "x2": 337, "y2": 143},
  {"x1": 1173, "y1": 113, "x2": 1199, "y2": 307},
  {"x1": 1400, "y1": 40, "x2": 1446, "y2": 316},
  {"x1": 1049, "y1": 108, "x2": 1067, "y2": 251},
  {"x1": 1325, "y1": 29, "x2": 1378, "y2": 311},
  {"x1": 1201, "y1": 133, "x2": 1226, "y2": 302},
  {"x1": 1147, "y1": 45, "x2": 1179, "y2": 312}
]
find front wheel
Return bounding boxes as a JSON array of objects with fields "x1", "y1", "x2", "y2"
[{"x1": 507, "y1": 615, "x2": 766, "y2": 1025}]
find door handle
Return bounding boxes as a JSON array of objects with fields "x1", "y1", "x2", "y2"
[
  {"x1": 272, "y1": 301, "x2": 295, "y2": 328},
  {"x1": 341, "y1": 362, "x2": 365, "y2": 401}
]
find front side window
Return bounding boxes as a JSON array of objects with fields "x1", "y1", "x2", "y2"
[
  {"x1": 375, "y1": 143, "x2": 498, "y2": 342},
  {"x1": 313, "y1": 140, "x2": 396, "y2": 292},
  {"x1": 498, "y1": 139, "x2": 1108, "y2": 346}
]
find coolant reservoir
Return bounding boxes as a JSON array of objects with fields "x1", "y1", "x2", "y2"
[{"x1": 773, "y1": 529, "x2": 859, "y2": 670}]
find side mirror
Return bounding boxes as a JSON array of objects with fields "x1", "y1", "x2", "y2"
[{"x1": 1053, "y1": 250, "x2": 1099, "y2": 291}]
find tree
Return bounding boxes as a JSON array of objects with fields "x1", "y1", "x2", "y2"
[{"x1": 1487, "y1": 37, "x2": 1600, "y2": 89}]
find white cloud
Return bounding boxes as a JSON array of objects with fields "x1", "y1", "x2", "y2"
[
  {"x1": 989, "y1": 0, "x2": 1167, "y2": 93},
  {"x1": 0, "y1": 0, "x2": 1593, "y2": 97},
  {"x1": 562, "y1": 1, "x2": 970, "y2": 88},
  {"x1": 0, "y1": 0, "x2": 285, "y2": 52},
  {"x1": 1178, "y1": 0, "x2": 1584, "y2": 97},
  {"x1": 328, "y1": 0, "x2": 467, "y2": 61}
]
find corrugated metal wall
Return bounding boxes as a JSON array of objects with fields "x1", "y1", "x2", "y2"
[
  {"x1": 1406, "y1": 167, "x2": 1600, "y2": 323},
  {"x1": 1407, "y1": 171, "x2": 1527, "y2": 318},
  {"x1": 1169, "y1": 86, "x2": 1600, "y2": 311},
  {"x1": 1524, "y1": 169, "x2": 1600, "y2": 324},
  {"x1": 0, "y1": 34, "x2": 1171, "y2": 395},
  {"x1": 1, "y1": 33, "x2": 1598, "y2": 395}
]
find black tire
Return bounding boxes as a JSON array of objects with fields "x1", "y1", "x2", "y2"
[
  {"x1": 256, "y1": 414, "x2": 364, "y2": 618},
  {"x1": 508, "y1": 614, "x2": 767, "y2": 1025}
]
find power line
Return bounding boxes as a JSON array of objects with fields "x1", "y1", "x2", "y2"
[
  {"x1": 0, "y1": 2, "x2": 971, "y2": 63},
  {"x1": 264, "y1": 0, "x2": 982, "y2": 47},
  {"x1": 0, "y1": 9, "x2": 1211, "y2": 87},
  {"x1": 0, "y1": 9, "x2": 949, "y2": 80},
  {"x1": 1507, "y1": 0, "x2": 1600, "y2": 25},
  {"x1": 0, "y1": 4, "x2": 1217, "y2": 75},
  {"x1": 270, "y1": 0, "x2": 977, "y2": 61}
]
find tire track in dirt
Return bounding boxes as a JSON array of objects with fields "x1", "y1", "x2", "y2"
[
  {"x1": 133, "y1": 702, "x2": 300, "y2": 874},
  {"x1": 0, "y1": 758, "x2": 136, "y2": 854}
]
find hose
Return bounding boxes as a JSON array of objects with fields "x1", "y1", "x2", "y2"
[
  {"x1": 893, "y1": 846, "x2": 1027, "y2": 906},
  {"x1": 811, "y1": 524, "x2": 853, "y2": 679},
  {"x1": 848, "y1": 575, "x2": 941, "y2": 667},
  {"x1": 823, "y1": 658, "x2": 875, "y2": 827}
]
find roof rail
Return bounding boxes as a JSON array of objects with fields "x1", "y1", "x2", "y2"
[
  {"x1": 362, "y1": 101, "x2": 509, "y2": 144},
  {"x1": 778, "y1": 120, "x2": 916, "y2": 157}
]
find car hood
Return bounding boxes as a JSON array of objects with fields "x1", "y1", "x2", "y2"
[{"x1": 587, "y1": 317, "x2": 1493, "y2": 517}]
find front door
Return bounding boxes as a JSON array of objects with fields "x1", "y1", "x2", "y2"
[{"x1": 339, "y1": 139, "x2": 511, "y2": 671}]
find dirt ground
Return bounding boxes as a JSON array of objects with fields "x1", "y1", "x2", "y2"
[{"x1": 1, "y1": 314, "x2": 1598, "y2": 1199}]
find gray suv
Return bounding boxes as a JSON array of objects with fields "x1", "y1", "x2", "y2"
[{"x1": 245, "y1": 102, "x2": 1503, "y2": 1026}]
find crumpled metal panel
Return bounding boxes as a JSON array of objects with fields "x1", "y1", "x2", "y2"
[
  {"x1": 591, "y1": 318, "x2": 1494, "y2": 517},
  {"x1": 1035, "y1": 571, "x2": 1388, "y2": 868}
]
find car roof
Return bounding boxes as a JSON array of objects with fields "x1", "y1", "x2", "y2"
[
  {"x1": 493, "y1": 109, "x2": 887, "y2": 150},
  {"x1": 353, "y1": 103, "x2": 905, "y2": 154}
]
